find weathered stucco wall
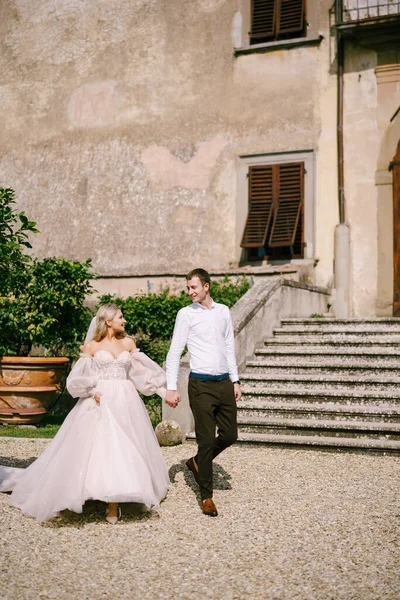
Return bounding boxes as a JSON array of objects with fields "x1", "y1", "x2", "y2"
[
  {"x1": 0, "y1": 0, "x2": 337, "y2": 291},
  {"x1": 342, "y1": 44, "x2": 400, "y2": 317},
  {"x1": 343, "y1": 43, "x2": 379, "y2": 317},
  {"x1": 375, "y1": 56, "x2": 400, "y2": 316}
]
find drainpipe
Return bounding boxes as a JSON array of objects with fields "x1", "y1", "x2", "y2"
[
  {"x1": 334, "y1": 0, "x2": 351, "y2": 318},
  {"x1": 336, "y1": 0, "x2": 345, "y2": 224}
]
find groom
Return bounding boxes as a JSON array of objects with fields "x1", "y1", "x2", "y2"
[{"x1": 165, "y1": 268, "x2": 241, "y2": 517}]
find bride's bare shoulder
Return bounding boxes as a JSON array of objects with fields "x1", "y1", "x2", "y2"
[
  {"x1": 81, "y1": 340, "x2": 98, "y2": 356},
  {"x1": 122, "y1": 335, "x2": 136, "y2": 351}
]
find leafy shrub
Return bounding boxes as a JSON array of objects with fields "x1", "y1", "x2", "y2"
[
  {"x1": 0, "y1": 257, "x2": 95, "y2": 357},
  {"x1": 210, "y1": 276, "x2": 251, "y2": 308},
  {"x1": 0, "y1": 187, "x2": 38, "y2": 297},
  {"x1": 0, "y1": 187, "x2": 96, "y2": 357}
]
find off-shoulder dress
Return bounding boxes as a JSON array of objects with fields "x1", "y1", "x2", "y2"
[{"x1": 0, "y1": 349, "x2": 170, "y2": 522}]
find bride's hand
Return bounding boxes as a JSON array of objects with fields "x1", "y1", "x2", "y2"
[{"x1": 94, "y1": 391, "x2": 102, "y2": 405}]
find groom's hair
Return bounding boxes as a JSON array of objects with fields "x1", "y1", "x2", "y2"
[{"x1": 186, "y1": 268, "x2": 211, "y2": 286}]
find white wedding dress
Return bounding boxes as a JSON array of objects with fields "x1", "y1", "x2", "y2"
[{"x1": 0, "y1": 349, "x2": 170, "y2": 522}]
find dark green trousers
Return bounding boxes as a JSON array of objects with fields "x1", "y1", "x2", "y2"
[{"x1": 188, "y1": 377, "x2": 238, "y2": 500}]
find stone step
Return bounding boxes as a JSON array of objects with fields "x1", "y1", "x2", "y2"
[
  {"x1": 264, "y1": 335, "x2": 400, "y2": 350},
  {"x1": 237, "y1": 399, "x2": 400, "y2": 421},
  {"x1": 258, "y1": 346, "x2": 400, "y2": 356},
  {"x1": 236, "y1": 415, "x2": 400, "y2": 437},
  {"x1": 240, "y1": 373, "x2": 400, "y2": 392},
  {"x1": 241, "y1": 387, "x2": 400, "y2": 404},
  {"x1": 184, "y1": 430, "x2": 400, "y2": 451},
  {"x1": 235, "y1": 431, "x2": 400, "y2": 452},
  {"x1": 250, "y1": 354, "x2": 400, "y2": 368},
  {"x1": 268, "y1": 334, "x2": 400, "y2": 345},
  {"x1": 245, "y1": 360, "x2": 400, "y2": 375},
  {"x1": 272, "y1": 325, "x2": 400, "y2": 341},
  {"x1": 227, "y1": 318, "x2": 400, "y2": 452},
  {"x1": 280, "y1": 318, "x2": 400, "y2": 330}
]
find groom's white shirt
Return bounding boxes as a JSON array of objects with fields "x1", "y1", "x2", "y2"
[{"x1": 165, "y1": 300, "x2": 239, "y2": 391}]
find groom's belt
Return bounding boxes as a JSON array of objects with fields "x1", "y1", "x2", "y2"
[{"x1": 189, "y1": 372, "x2": 230, "y2": 382}]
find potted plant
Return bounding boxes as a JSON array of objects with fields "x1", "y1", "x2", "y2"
[{"x1": 0, "y1": 187, "x2": 95, "y2": 424}]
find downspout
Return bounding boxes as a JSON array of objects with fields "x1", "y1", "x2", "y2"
[
  {"x1": 336, "y1": 0, "x2": 345, "y2": 224},
  {"x1": 334, "y1": 0, "x2": 351, "y2": 317}
]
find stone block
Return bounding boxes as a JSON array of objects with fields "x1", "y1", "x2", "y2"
[{"x1": 155, "y1": 419, "x2": 184, "y2": 446}]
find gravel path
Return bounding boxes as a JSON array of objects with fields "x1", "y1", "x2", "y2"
[{"x1": 1, "y1": 438, "x2": 399, "y2": 600}]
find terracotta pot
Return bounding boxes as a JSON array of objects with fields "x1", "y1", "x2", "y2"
[{"x1": 0, "y1": 357, "x2": 69, "y2": 425}]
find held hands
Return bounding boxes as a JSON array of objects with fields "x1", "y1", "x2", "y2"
[
  {"x1": 165, "y1": 390, "x2": 181, "y2": 408},
  {"x1": 234, "y1": 383, "x2": 241, "y2": 403}
]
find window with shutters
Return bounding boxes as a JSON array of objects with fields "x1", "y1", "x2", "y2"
[
  {"x1": 250, "y1": 0, "x2": 306, "y2": 44},
  {"x1": 233, "y1": 0, "x2": 321, "y2": 54},
  {"x1": 236, "y1": 151, "x2": 314, "y2": 265},
  {"x1": 241, "y1": 162, "x2": 304, "y2": 259}
]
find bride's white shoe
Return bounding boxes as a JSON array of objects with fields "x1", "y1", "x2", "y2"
[{"x1": 105, "y1": 506, "x2": 121, "y2": 525}]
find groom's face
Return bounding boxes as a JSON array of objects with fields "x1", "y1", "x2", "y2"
[{"x1": 187, "y1": 277, "x2": 209, "y2": 304}]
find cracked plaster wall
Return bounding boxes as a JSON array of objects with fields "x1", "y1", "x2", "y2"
[{"x1": 1, "y1": 0, "x2": 336, "y2": 291}]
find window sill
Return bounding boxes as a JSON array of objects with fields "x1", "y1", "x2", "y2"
[{"x1": 234, "y1": 34, "x2": 323, "y2": 56}]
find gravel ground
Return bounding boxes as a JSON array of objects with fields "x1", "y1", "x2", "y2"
[{"x1": 0, "y1": 438, "x2": 399, "y2": 600}]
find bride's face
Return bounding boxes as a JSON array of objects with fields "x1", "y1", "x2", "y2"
[{"x1": 108, "y1": 310, "x2": 126, "y2": 333}]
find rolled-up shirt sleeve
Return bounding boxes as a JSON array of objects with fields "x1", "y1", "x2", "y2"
[
  {"x1": 166, "y1": 309, "x2": 190, "y2": 390},
  {"x1": 224, "y1": 308, "x2": 239, "y2": 383}
]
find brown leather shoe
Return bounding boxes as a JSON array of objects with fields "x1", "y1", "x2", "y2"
[
  {"x1": 201, "y1": 498, "x2": 218, "y2": 517},
  {"x1": 186, "y1": 456, "x2": 200, "y2": 485}
]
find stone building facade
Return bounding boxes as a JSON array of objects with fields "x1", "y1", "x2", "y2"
[{"x1": 0, "y1": 0, "x2": 399, "y2": 315}]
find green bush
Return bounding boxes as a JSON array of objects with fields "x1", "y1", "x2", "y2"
[
  {"x1": 0, "y1": 257, "x2": 96, "y2": 357},
  {"x1": 0, "y1": 187, "x2": 96, "y2": 357},
  {"x1": 0, "y1": 187, "x2": 38, "y2": 297},
  {"x1": 210, "y1": 276, "x2": 251, "y2": 308}
]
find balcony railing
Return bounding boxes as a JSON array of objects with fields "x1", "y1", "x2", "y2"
[
  {"x1": 342, "y1": 0, "x2": 400, "y2": 22},
  {"x1": 332, "y1": 0, "x2": 400, "y2": 42}
]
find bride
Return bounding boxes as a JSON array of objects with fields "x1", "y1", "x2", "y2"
[{"x1": 0, "y1": 304, "x2": 170, "y2": 523}]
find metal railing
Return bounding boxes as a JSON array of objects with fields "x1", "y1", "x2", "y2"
[{"x1": 342, "y1": 0, "x2": 400, "y2": 22}]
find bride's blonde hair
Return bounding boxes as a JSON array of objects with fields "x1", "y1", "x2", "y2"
[{"x1": 93, "y1": 304, "x2": 126, "y2": 342}]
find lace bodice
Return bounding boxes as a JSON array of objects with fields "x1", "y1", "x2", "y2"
[
  {"x1": 66, "y1": 348, "x2": 167, "y2": 400},
  {"x1": 92, "y1": 350, "x2": 131, "y2": 380}
]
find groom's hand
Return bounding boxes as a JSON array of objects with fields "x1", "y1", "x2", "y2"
[
  {"x1": 234, "y1": 383, "x2": 241, "y2": 403},
  {"x1": 165, "y1": 390, "x2": 181, "y2": 408}
]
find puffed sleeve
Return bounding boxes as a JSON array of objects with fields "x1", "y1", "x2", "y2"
[
  {"x1": 66, "y1": 354, "x2": 99, "y2": 399},
  {"x1": 128, "y1": 349, "x2": 167, "y2": 400}
]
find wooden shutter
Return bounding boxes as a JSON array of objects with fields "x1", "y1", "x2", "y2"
[
  {"x1": 250, "y1": 0, "x2": 306, "y2": 43},
  {"x1": 241, "y1": 166, "x2": 274, "y2": 248},
  {"x1": 250, "y1": 0, "x2": 276, "y2": 40},
  {"x1": 277, "y1": 0, "x2": 305, "y2": 35},
  {"x1": 269, "y1": 162, "x2": 304, "y2": 247}
]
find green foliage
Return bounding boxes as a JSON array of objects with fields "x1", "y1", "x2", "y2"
[
  {"x1": 210, "y1": 276, "x2": 251, "y2": 308},
  {"x1": 0, "y1": 187, "x2": 96, "y2": 357},
  {"x1": 98, "y1": 289, "x2": 190, "y2": 340},
  {"x1": 0, "y1": 187, "x2": 39, "y2": 296},
  {"x1": 0, "y1": 258, "x2": 95, "y2": 357},
  {"x1": 144, "y1": 396, "x2": 163, "y2": 429}
]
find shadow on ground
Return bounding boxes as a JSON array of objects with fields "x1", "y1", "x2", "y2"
[
  {"x1": 0, "y1": 456, "x2": 36, "y2": 468},
  {"x1": 43, "y1": 500, "x2": 156, "y2": 529},
  {"x1": 169, "y1": 458, "x2": 232, "y2": 502}
]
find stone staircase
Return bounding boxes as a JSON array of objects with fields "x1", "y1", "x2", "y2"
[{"x1": 236, "y1": 318, "x2": 400, "y2": 452}]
